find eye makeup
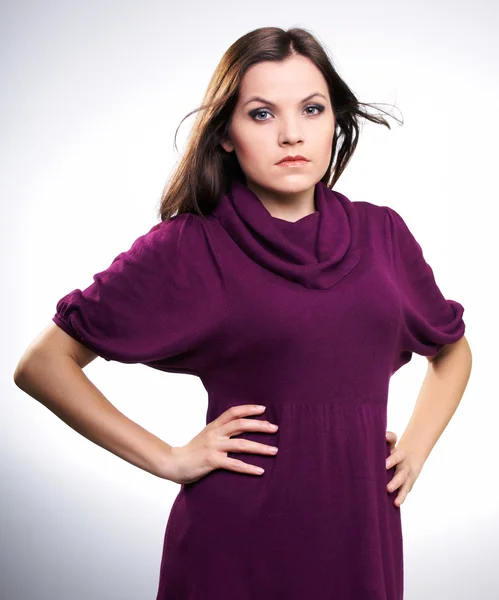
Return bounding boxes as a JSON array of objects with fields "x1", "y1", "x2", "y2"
[{"x1": 249, "y1": 104, "x2": 326, "y2": 122}]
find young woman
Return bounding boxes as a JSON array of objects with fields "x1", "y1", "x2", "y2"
[{"x1": 14, "y1": 26, "x2": 472, "y2": 600}]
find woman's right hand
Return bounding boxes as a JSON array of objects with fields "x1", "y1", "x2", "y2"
[{"x1": 163, "y1": 404, "x2": 279, "y2": 485}]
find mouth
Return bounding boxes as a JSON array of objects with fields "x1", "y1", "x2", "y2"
[{"x1": 276, "y1": 159, "x2": 310, "y2": 167}]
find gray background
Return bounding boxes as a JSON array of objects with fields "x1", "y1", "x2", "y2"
[{"x1": 3, "y1": 0, "x2": 496, "y2": 598}]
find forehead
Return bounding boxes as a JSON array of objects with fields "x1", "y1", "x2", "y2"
[{"x1": 239, "y1": 56, "x2": 328, "y2": 100}]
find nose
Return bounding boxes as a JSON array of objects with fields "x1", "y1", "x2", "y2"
[{"x1": 278, "y1": 122, "x2": 304, "y2": 145}]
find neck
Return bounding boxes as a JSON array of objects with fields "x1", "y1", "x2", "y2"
[{"x1": 244, "y1": 178, "x2": 317, "y2": 222}]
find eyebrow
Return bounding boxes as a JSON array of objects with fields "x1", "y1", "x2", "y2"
[{"x1": 243, "y1": 92, "x2": 328, "y2": 108}]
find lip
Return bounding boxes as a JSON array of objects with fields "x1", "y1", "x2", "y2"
[
  {"x1": 277, "y1": 159, "x2": 309, "y2": 167},
  {"x1": 276, "y1": 155, "x2": 309, "y2": 165}
]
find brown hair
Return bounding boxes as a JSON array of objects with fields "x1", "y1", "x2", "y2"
[{"x1": 157, "y1": 26, "x2": 401, "y2": 222}]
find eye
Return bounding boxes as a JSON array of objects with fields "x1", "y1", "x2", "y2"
[
  {"x1": 305, "y1": 104, "x2": 325, "y2": 116},
  {"x1": 249, "y1": 104, "x2": 326, "y2": 122}
]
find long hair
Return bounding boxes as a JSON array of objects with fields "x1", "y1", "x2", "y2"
[{"x1": 157, "y1": 26, "x2": 402, "y2": 222}]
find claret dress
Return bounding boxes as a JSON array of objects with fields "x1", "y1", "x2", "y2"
[{"x1": 53, "y1": 177, "x2": 465, "y2": 599}]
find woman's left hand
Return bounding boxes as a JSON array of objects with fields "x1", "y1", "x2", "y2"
[{"x1": 385, "y1": 430, "x2": 423, "y2": 507}]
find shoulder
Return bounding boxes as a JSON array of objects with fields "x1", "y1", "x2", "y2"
[
  {"x1": 142, "y1": 212, "x2": 202, "y2": 242},
  {"x1": 351, "y1": 199, "x2": 387, "y2": 218},
  {"x1": 351, "y1": 199, "x2": 399, "y2": 221},
  {"x1": 347, "y1": 198, "x2": 393, "y2": 236},
  {"x1": 348, "y1": 198, "x2": 402, "y2": 219},
  {"x1": 342, "y1": 199, "x2": 416, "y2": 261},
  {"x1": 133, "y1": 213, "x2": 215, "y2": 259},
  {"x1": 380, "y1": 204, "x2": 420, "y2": 251},
  {"x1": 140, "y1": 214, "x2": 225, "y2": 293},
  {"x1": 351, "y1": 201, "x2": 411, "y2": 242}
]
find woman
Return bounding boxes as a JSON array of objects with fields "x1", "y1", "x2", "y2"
[{"x1": 14, "y1": 26, "x2": 472, "y2": 600}]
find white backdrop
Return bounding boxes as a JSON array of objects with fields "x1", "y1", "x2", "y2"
[{"x1": 3, "y1": 1, "x2": 495, "y2": 598}]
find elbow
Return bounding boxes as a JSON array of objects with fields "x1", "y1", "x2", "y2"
[
  {"x1": 13, "y1": 348, "x2": 55, "y2": 390},
  {"x1": 13, "y1": 356, "x2": 36, "y2": 390},
  {"x1": 13, "y1": 354, "x2": 29, "y2": 387}
]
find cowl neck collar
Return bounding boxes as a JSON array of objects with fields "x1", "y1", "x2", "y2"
[{"x1": 211, "y1": 177, "x2": 362, "y2": 290}]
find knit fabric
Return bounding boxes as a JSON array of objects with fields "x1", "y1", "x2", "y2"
[{"x1": 53, "y1": 177, "x2": 465, "y2": 599}]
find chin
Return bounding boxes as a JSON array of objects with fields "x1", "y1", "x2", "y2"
[{"x1": 273, "y1": 174, "x2": 316, "y2": 189}]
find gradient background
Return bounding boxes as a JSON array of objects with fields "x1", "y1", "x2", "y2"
[{"x1": 3, "y1": 1, "x2": 496, "y2": 598}]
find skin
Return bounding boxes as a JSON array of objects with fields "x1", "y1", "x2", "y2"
[
  {"x1": 220, "y1": 54, "x2": 336, "y2": 222},
  {"x1": 15, "y1": 57, "x2": 470, "y2": 504},
  {"x1": 386, "y1": 430, "x2": 414, "y2": 507},
  {"x1": 221, "y1": 54, "x2": 411, "y2": 505}
]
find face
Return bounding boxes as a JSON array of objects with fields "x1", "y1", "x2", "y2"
[{"x1": 220, "y1": 54, "x2": 335, "y2": 204}]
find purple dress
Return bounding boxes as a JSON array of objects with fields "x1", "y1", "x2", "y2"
[{"x1": 53, "y1": 177, "x2": 465, "y2": 599}]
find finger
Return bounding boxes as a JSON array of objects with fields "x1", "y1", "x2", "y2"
[
  {"x1": 224, "y1": 438, "x2": 279, "y2": 456},
  {"x1": 221, "y1": 417, "x2": 278, "y2": 437},
  {"x1": 394, "y1": 481, "x2": 411, "y2": 506},
  {"x1": 387, "y1": 471, "x2": 406, "y2": 493},
  {"x1": 221, "y1": 456, "x2": 265, "y2": 476},
  {"x1": 213, "y1": 404, "x2": 267, "y2": 428},
  {"x1": 385, "y1": 430, "x2": 398, "y2": 445},
  {"x1": 386, "y1": 448, "x2": 404, "y2": 469},
  {"x1": 394, "y1": 492, "x2": 405, "y2": 507}
]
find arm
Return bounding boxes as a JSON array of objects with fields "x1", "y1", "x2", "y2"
[
  {"x1": 13, "y1": 322, "x2": 176, "y2": 480},
  {"x1": 396, "y1": 335, "x2": 472, "y2": 472}
]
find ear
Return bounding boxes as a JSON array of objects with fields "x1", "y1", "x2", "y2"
[{"x1": 220, "y1": 137, "x2": 234, "y2": 153}]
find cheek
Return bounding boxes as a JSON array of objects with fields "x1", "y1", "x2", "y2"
[
  {"x1": 233, "y1": 137, "x2": 268, "y2": 175},
  {"x1": 320, "y1": 123, "x2": 335, "y2": 148},
  {"x1": 230, "y1": 119, "x2": 272, "y2": 160},
  {"x1": 317, "y1": 117, "x2": 335, "y2": 148},
  {"x1": 235, "y1": 140, "x2": 259, "y2": 162},
  {"x1": 318, "y1": 135, "x2": 334, "y2": 167}
]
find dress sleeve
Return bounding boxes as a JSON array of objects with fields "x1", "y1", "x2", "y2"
[
  {"x1": 384, "y1": 205, "x2": 465, "y2": 362},
  {"x1": 52, "y1": 213, "x2": 226, "y2": 375}
]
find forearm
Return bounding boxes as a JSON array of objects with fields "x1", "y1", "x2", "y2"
[
  {"x1": 14, "y1": 353, "x2": 175, "y2": 480},
  {"x1": 397, "y1": 339, "x2": 472, "y2": 471}
]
